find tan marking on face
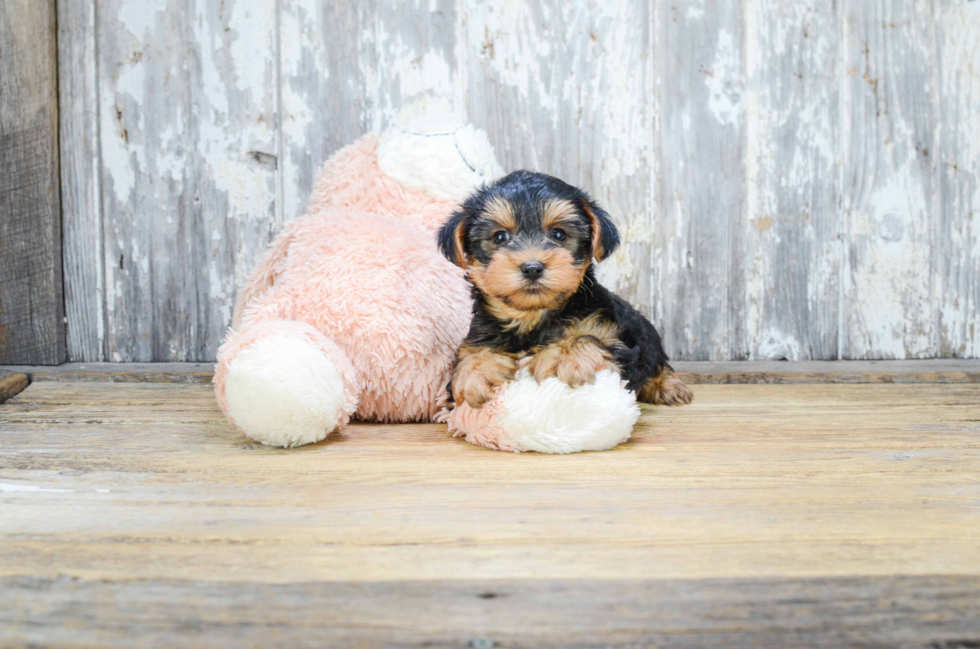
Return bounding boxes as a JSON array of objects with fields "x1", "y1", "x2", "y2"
[
  {"x1": 468, "y1": 247, "x2": 587, "y2": 322},
  {"x1": 483, "y1": 195, "x2": 517, "y2": 231},
  {"x1": 452, "y1": 344, "x2": 517, "y2": 408},
  {"x1": 541, "y1": 198, "x2": 579, "y2": 232},
  {"x1": 451, "y1": 218, "x2": 467, "y2": 268},
  {"x1": 638, "y1": 368, "x2": 694, "y2": 406},
  {"x1": 485, "y1": 298, "x2": 550, "y2": 335}
]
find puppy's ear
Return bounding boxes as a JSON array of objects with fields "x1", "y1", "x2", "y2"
[
  {"x1": 580, "y1": 199, "x2": 620, "y2": 262},
  {"x1": 438, "y1": 209, "x2": 469, "y2": 268}
]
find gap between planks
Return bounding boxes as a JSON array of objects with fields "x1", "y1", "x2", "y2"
[{"x1": 1, "y1": 360, "x2": 979, "y2": 386}]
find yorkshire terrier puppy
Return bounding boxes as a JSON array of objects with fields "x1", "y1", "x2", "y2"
[{"x1": 438, "y1": 170, "x2": 693, "y2": 409}]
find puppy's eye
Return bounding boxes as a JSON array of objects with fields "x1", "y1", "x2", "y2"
[
  {"x1": 551, "y1": 229, "x2": 567, "y2": 242},
  {"x1": 493, "y1": 231, "x2": 510, "y2": 244}
]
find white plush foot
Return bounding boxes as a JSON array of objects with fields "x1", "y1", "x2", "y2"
[
  {"x1": 448, "y1": 368, "x2": 640, "y2": 454},
  {"x1": 223, "y1": 331, "x2": 355, "y2": 448}
]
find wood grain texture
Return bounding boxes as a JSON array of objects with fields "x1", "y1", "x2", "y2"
[
  {"x1": 460, "y1": 0, "x2": 657, "y2": 317},
  {"x1": 840, "y1": 0, "x2": 940, "y2": 359},
  {"x1": 280, "y1": 0, "x2": 459, "y2": 223},
  {"x1": 0, "y1": 0, "x2": 65, "y2": 365},
  {"x1": 1, "y1": 380, "x2": 979, "y2": 644},
  {"x1": 937, "y1": 0, "x2": 980, "y2": 358},
  {"x1": 657, "y1": 0, "x2": 745, "y2": 360},
  {"x1": 1, "y1": 381, "x2": 978, "y2": 582},
  {"x1": 742, "y1": 0, "x2": 841, "y2": 360},
  {"x1": 55, "y1": 1, "x2": 980, "y2": 361},
  {"x1": 0, "y1": 362, "x2": 216, "y2": 383},
  {"x1": 58, "y1": 0, "x2": 104, "y2": 362},
  {"x1": 3, "y1": 575, "x2": 979, "y2": 648},
  {"x1": 96, "y1": 0, "x2": 279, "y2": 362}
]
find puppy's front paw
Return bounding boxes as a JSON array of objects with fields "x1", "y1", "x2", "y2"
[
  {"x1": 452, "y1": 347, "x2": 517, "y2": 408},
  {"x1": 529, "y1": 338, "x2": 618, "y2": 389},
  {"x1": 640, "y1": 369, "x2": 694, "y2": 406}
]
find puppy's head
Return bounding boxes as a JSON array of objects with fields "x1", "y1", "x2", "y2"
[{"x1": 438, "y1": 170, "x2": 620, "y2": 311}]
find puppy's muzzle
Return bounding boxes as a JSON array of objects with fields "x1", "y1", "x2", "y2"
[{"x1": 519, "y1": 260, "x2": 545, "y2": 281}]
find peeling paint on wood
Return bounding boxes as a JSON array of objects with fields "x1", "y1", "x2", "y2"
[
  {"x1": 938, "y1": 0, "x2": 980, "y2": 358},
  {"x1": 280, "y1": 0, "x2": 459, "y2": 223},
  {"x1": 97, "y1": 0, "x2": 279, "y2": 362},
  {"x1": 841, "y1": 0, "x2": 941, "y2": 359},
  {"x1": 658, "y1": 0, "x2": 746, "y2": 361},
  {"x1": 58, "y1": 0, "x2": 980, "y2": 361},
  {"x1": 742, "y1": 0, "x2": 841, "y2": 360}
]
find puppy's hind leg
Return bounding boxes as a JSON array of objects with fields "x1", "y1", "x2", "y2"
[{"x1": 637, "y1": 367, "x2": 693, "y2": 406}]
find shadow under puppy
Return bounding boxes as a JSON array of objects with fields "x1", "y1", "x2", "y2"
[{"x1": 438, "y1": 170, "x2": 693, "y2": 409}]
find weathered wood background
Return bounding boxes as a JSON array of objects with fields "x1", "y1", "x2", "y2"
[
  {"x1": 52, "y1": 0, "x2": 980, "y2": 363},
  {"x1": 1, "y1": 0, "x2": 64, "y2": 364}
]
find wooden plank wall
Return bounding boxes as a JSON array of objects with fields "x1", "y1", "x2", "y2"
[
  {"x1": 54, "y1": 0, "x2": 980, "y2": 363},
  {"x1": 0, "y1": 0, "x2": 65, "y2": 364}
]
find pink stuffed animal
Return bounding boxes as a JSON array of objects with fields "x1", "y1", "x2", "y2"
[{"x1": 215, "y1": 115, "x2": 639, "y2": 452}]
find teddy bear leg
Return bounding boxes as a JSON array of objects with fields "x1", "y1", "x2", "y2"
[
  {"x1": 447, "y1": 368, "x2": 640, "y2": 454},
  {"x1": 213, "y1": 320, "x2": 360, "y2": 448}
]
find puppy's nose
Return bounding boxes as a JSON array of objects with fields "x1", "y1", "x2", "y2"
[{"x1": 520, "y1": 260, "x2": 546, "y2": 281}]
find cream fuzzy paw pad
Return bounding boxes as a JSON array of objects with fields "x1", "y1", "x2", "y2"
[
  {"x1": 447, "y1": 369, "x2": 640, "y2": 454},
  {"x1": 218, "y1": 324, "x2": 359, "y2": 448}
]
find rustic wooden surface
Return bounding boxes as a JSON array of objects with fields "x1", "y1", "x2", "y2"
[
  {"x1": 58, "y1": 0, "x2": 103, "y2": 362},
  {"x1": 3, "y1": 359, "x2": 980, "y2": 385},
  {"x1": 93, "y1": 0, "x2": 280, "y2": 362},
  {"x1": 742, "y1": 0, "x2": 840, "y2": 361},
  {"x1": 657, "y1": 0, "x2": 745, "y2": 361},
  {"x1": 841, "y1": 0, "x2": 940, "y2": 360},
  {"x1": 938, "y1": 0, "x2": 980, "y2": 359},
  {"x1": 1, "y1": 380, "x2": 979, "y2": 645},
  {"x1": 55, "y1": 0, "x2": 980, "y2": 363},
  {"x1": 3, "y1": 575, "x2": 979, "y2": 648},
  {"x1": 0, "y1": 0, "x2": 64, "y2": 365}
]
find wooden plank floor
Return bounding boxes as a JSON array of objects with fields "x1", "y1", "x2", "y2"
[{"x1": 1, "y1": 379, "x2": 979, "y2": 647}]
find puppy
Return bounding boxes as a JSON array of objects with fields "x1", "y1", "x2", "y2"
[{"x1": 438, "y1": 170, "x2": 693, "y2": 409}]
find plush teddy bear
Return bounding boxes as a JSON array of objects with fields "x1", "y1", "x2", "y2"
[{"x1": 214, "y1": 114, "x2": 639, "y2": 452}]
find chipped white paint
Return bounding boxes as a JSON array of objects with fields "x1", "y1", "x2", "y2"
[
  {"x1": 706, "y1": 28, "x2": 745, "y2": 128},
  {"x1": 61, "y1": 0, "x2": 980, "y2": 361},
  {"x1": 841, "y1": 0, "x2": 941, "y2": 359},
  {"x1": 938, "y1": 0, "x2": 980, "y2": 358},
  {"x1": 741, "y1": 0, "x2": 840, "y2": 360},
  {"x1": 117, "y1": 0, "x2": 166, "y2": 38}
]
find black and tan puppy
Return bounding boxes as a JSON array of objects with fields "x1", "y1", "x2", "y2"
[{"x1": 438, "y1": 170, "x2": 693, "y2": 409}]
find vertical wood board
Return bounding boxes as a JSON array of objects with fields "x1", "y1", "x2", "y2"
[
  {"x1": 741, "y1": 0, "x2": 841, "y2": 360},
  {"x1": 657, "y1": 0, "x2": 746, "y2": 360},
  {"x1": 0, "y1": 0, "x2": 65, "y2": 364},
  {"x1": 97, "y1": 0, "x2": 279, "y2": 361},
  {"x1": 58, "y1": 0, "x2": 104, "y2": 362},
  {"x1": 937, "y1": 0, "x2": 980, "y2": 358},
  {"x1": 840, "y1": 0, "x2": 940, "y2": 359}
]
